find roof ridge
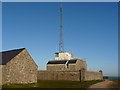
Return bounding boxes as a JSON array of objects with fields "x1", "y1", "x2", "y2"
[
  {"x1": 1, "y1": 48, "x2": 25, "y2": 53},
  {"x1": 1, "y1": 48, "x2": 26, "y2": 65}
]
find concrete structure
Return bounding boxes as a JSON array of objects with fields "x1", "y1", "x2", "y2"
[
  {"x1": 0, "y1": 48, "x2": 38, "y2": 85},
  {"x1": 55, "y1": 52, "x2": 73, "y2": 60},
  {"x1": 38, "y1": 51, "x2": 103, "y2": 81}
]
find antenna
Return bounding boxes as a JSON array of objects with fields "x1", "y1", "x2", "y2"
[{"x1": 59, "y1": 2, "x2": 64, "y2": 52}]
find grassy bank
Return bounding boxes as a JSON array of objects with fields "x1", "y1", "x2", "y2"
[{"x1": 2, "y1": 80, "x2": 103, "y2": 88}]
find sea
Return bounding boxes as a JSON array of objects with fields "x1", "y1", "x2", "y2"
[{"x1": 104, "y1": 76, "x2": 120, "y2": 80}]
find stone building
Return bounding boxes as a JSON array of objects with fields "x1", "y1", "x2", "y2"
[
  {"x1": 38, "y1": 52, "x2": 103, "y2": 81},
  {"x1": 47, "y1": 59, "x2": 87, "y2": 71},
  {"x1": 47, "y1": 52, "x2": 87, "y2": 71},
  {"x1": 0, "y1": 48, "x2": 38, "y2": 85}
]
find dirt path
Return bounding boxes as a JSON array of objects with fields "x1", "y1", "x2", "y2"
[{"x1": 89, "y1": 79, "x2": 114, "y2": 89}]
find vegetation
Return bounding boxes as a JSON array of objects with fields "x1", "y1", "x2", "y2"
[
  {"x1": 108, "y1": 79, "x2": 120, "y2": 88},
  {"x1": 2, "y1": 80, "x2": 103, "y2": 88}
]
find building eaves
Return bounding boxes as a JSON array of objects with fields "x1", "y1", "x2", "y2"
[{"x1": 0, "y1": 48, "x2": 25, "y2": 65}]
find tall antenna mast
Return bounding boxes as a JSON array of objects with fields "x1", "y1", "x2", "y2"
[{"x1": 59, "y1": 2, "x2": 64, "y2": 52}]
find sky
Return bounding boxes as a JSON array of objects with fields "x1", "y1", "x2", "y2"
[
  {"x1": 2, "y1": 2, "x2": 118, "y2": 76},
  {"x1": 0, "y1": 3, "x2": 1, "y2": 51}
]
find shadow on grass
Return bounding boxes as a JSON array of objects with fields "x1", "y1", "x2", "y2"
[{"x1": 2, "y1": 80, "x2": 103, "y2": 88}]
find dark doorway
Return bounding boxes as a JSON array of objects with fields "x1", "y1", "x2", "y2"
[{"x1": 79, "y1": 68, "x2": 85, "y2": 82}]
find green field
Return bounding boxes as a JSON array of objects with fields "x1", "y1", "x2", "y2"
[{"x1": 2, "y1": 80, "x2": 103, "y2": 88}]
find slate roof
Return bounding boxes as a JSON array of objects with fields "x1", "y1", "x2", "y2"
[
  {"x1": 0, "y1": 48, "x2": 25, "y2": 65},
  {"x1": 68, "y1": 60, "x2": 77, "y2": 64},
  {"x1": 47, "y1": 60, "x2": 67, "y2": 64},
  {"x1": 47, "y1": 59, "x2": 77, "y2": 64}
]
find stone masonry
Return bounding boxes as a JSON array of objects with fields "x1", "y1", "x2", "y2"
[
  {"x1": 38, "y1": 70, "x2": 80, "y2": 81},
  {"x1": 1, "y1": 48, "x2": 38, "y2": 85},
  {"x1": 37, "y1": 70, "x2": 103, "y2": 81},
  {"x1": 38, "y1": 52, "x2": 103, "y2": 81},
  {"x1": 47, "y1": 59, "x2": 87, "y2": 71}
]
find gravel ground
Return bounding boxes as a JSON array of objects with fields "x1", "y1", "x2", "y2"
[{"x1": 88, "y1": 79, "x2": 116, "y2": 89}]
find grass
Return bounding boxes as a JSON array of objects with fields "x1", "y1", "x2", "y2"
[{"x1": 2, "y1": 80, "x2": 103, "y2": 88}]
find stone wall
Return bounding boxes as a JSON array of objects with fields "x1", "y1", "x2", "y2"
[
  {"x1": 47, "y1": 60, "x2": 87, "y2": 71},
  {"x1": 37, "y1": 70, "x2": 103, "y2": 81},
  {"x1": 1, "y1": 65, "x2": 6, "y2": 85},
  {"x1": 0, "y1": 65, "x2": 2, "y2": 85},
  {"x1": 76, "y1": 60, "x2": 87, "y2": 71},
  {"x1": 38, "y1": 70, "x2": 80, "y2": 81},
  {"x1": 2, "y1": 49, "x2": 38, "y2": 84},
  {"x1": 47, "y1": 64, "x2": 66, "y2": 71},
  {"x1": 85, "y1": 71, "x2": 103, "y2": 80},
  {"x1": 0, "y1": 53, "x2": 2, "y2": 86},
  {"x1": 68, "y1": 64, "x2": 76, "y2": 71}
]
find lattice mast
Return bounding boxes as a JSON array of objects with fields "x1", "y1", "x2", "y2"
[{"x1": 59, "y1": 2, "x2": 64, "y2": 52}]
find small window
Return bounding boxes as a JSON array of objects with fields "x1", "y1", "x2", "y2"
[{"x1": 55, "y1": 53, "x2": 59, "y2": 57}]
